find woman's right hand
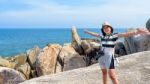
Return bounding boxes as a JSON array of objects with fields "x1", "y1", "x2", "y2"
[{"x1": 84, "y1": 28, "x2": 100, "y2": 37}]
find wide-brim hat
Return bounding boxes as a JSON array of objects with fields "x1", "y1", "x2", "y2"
[
  {"x1": 102, "y1": 22, "x2": 112, "y2": 29},
  {"x1": 101, "y1": 22, "x2": 114, "y2": 36}
]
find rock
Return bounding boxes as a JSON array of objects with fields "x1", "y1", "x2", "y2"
[
  {"x1": 124, "y1": 28, "x2": 137, "y2": 54},
  {"x1": 124, "y1": 28, "x2": 150, "y2": 54},
  {"x1": 36, "y1": 44, "x2": 62, "y2": 76},
  {"x1": 0, "y1": 57, "x2": 15, "y2": 68},
  {"x1": 71, "y1": 26, "x2": 84, "y2": 54},
  {"x1": 146, "y1": 18, "x2": 150, "y2": 31},
  {"x1": 30, "y1": 70, "x2": 36, "y2": 78},
  {"x1": 0, "y1": 54, "x2": 27, "y2": 69},
  {"x1": 0, "y1": 67, "x2": 25, "y2": 84},
  {"x1": 55, "y1": 61, "x2": 62, "y2": 73},
  {"x1": 81, "y1": 40, "x2": 100, "y2": 66},
  {"x1": 81, "y1": 38, "x2": 100, "y2": 43},
  {"x1": 81, "y1": 40, "x2": 93, "y2": 54},
  {"x1": 114, "y1": 42, "x2": 127, "y2": 57},
  {"x1": 9, "y1": 54, "x2": 27, "y2": 68},
  {"x1": 20, "y1": 51, "x2": 150, "y2": 84},
  {"x1": 27, "y1": 46, "x2": 40, "y2": 69},
  {"x1": 16, "y1": 63, "x2": 31, "y2": 80},
  {"x1": 59, "y1": 44, "x2": 86, "y2": 71}
]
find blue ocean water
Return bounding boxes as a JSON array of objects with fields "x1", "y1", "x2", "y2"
[{"x1": 0, "y1": 28, "x2": 127, "y2": 57}]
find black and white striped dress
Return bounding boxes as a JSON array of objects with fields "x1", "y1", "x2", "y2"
[{"x1": 98, "y1": 34, "x2": 118, "y2": 69}]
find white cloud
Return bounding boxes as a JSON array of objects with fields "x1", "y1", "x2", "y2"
[{"x1": 0, "y1": 0, "x2": 150, "y2": 28}]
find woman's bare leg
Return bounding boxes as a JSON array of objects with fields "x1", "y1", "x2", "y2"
[
  {"x1": 101, "y1": 69, "x2": 108, "y2": 84},
  {"x1": 108, "y1": 69, "x2": 119, "y2": 84}
]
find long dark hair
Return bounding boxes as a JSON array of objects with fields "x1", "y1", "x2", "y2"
[{"x1": 101, "y1": 26, "x2": 113, "y2": 36}]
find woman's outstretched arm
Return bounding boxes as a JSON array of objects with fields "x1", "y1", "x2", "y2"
[
  {"x1": 116, "y1": 28, "x2": 150, "y2": 38},
  {"x1": 84, "y1": 29, "x2": 101, "y2": 38}
]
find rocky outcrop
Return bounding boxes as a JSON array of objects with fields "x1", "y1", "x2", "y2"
[
  {"x1": 9, "y1": 54, "x2": 27, "y2": 68},
  {"x1": 124, "y1": 19, "x2": 150, "y2": 54},
  {"x1": 115, "y1": 42, "x2": 127, "y2": 57},
  {"x1": 0, "y1": 43, "x2": 86, "y2": 80},
  {"x1": 81, "y1": 40, "x2": 94, "y2": 54},
  {"x1": 0, "y1": 26, "x2": 145, "y2": 83},
  {"x1": 146, "y1": 18, "x2": 150, "y2": 31},
  {"x1": 124, "y1": 28, "x2": 150, "y2": 54},
  {"x1": 27, "y1": 46, "x2": 40, "y2": 70},
  {"x1": 71, "y1": 26, "x2": 84, "y2": 54},
  {"x1": 0, "y1": 54, "x2": 27, "y2": 69},
  {"x1": 59, "y1": 44, "x2": 86, "y2": 71},
  {"x1": 0, "y1": 57, "x2": 16, "y2": 68},
  {"x1": 16, "y1": 63, "x2": 31, "y2": 80},
  {"x1": 36, "y1": 44, "x2": 62, "y2": 76},
  {"x1": 81, "y1": 40, "x2": 100, "y2": 66},
  {"x1": 0, "y1": 67, "x2": 25, "y2": 84},
  {"x1": 20, "y1": 51, "x2": 150, "y2": 84}
]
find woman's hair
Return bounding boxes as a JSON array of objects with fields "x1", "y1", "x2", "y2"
[{"x1": 101, "y1": 26, "x2": 113, "y2": 36}]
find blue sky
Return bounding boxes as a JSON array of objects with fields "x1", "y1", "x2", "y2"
[{"x1": 0, "y1": 0, "x2": 150, "y2": 28}]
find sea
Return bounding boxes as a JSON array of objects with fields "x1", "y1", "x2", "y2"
[{"x1": 0, "y1": 28, "x2": 127, "y2": 57}]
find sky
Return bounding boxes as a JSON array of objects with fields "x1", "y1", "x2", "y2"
[{"x1": 0, "y1": 0, "x2": 150, "y2": 28}]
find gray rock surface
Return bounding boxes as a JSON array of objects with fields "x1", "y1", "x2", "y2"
[
  {"x1": 115, "y1": 42, "x2": 127, "y2": 57},
  {"x1": 146, "y1": 18, "x2": 150, "y2": 31},
  {"x1": 124, "y1": 28, "x2": 150, "y2": 54},
  {"x1": 59, "y1": 44, "x2": 86, "y2": 71},
  {"x1": 0, "y1": 67, "x2": 26, "y2": 84},
  {"x1": 20, "y1": 51, "x2": 150, "y2": 84}
]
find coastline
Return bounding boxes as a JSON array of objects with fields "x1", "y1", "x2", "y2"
[
  {"x1": 0, "y1": 25, "x2": 150, "y2": 83},
  {"x1": 0, "y1": 28, "x2": 126, "y2": 57}
]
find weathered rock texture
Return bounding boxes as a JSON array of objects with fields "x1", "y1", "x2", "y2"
[
  {"x1": 146, "y1": 18, "x2": 150, "y2": 31},
  {"x1": 59, "y1": 44, "x2": 86, "y2": 71},
  {"x1": 0, "y1": 67, "x2": 26, "y2": 84},
  {"x1": 71, "y1": 26, "x2": 84, "y2": 54},
  {"x1": 0, "y1": 57, "x2": 16, "y2": 68},
  {"x1": 20, "y1": 51, "x2": 150, "y2": 84},
  {"x1": 124, "y1": 28, "x2": 150, "y2": 54},
  {"x1": 36, "y1": 44, "x2": 62, "y2": 76},
  {"x1": 115, "y1": 42, "x2": 127, "y2": 57},
  {"x1": 16, "y1": 63, "x2": 31, "y2": 79},
  {"x1": 27, "y1": 46, "x2": 40, "y2": 70}
]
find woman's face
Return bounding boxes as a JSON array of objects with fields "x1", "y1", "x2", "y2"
[{"x1": 103, "y1": 26, "x2": 112, "y2": 35}]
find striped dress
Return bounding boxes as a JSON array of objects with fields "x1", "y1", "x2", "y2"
[{"x1": 98, "y1": 34, "x2": 118, "y2": 69}]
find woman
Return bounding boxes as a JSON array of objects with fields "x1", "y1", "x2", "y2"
[{"x1": 84, "y1": 22, "x2": 150, "y2": 84}]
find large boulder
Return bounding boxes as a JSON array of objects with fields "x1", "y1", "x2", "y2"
[
  {"x1": 71, "y1": 26, "x2": 84, "y2": 54},
  {"x1": 36, "y1": 44, "x2": 62, "y2": 76},
  {"x1": 0, "y1": 67, "x2": 25, "y2": 84},
  {"x1": 27, "y1": 46, "x2": 40, "y2": 70},
  {"x1": 20, "y1": 51, "x2": 150, "y2": 84},
  {"x1": 124, "y1": 28, "x2": 150, "y2": 54},
  {"x1": 59, "y1": 44, "x2": 86, "y2": 71}
]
